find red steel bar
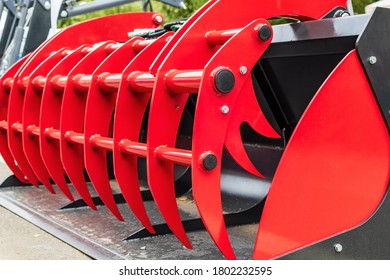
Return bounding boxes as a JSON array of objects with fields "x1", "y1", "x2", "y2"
[
  {"x1": 50, "y1": 75, "x2": 68, "y2": 93},
  {"x1": 0, "y1": 120, "x2": 8, "y2": 130},
  {"x1": 17, "y1": 76, "x2": 29, "y2": 91},
  {"x1": 3, "y1": 77, "x2": 14, "y2": 93},
  {"x1": 127, "y1": 71, "x2": 155, "y2": 93},
  {"x1": 105, "y1": 42, "x2": 123, "y2": 54},
  {"x1": 205, "y1": 28, "x2": 241, "y2": 46},
  {"x1": 64, "y1": 131, "x2": 85, "y2": 145},
  {"x1": 97, "y1": 73, "x2": 122, "y2": 93},
  {"x1": 155, "y1": 146, "x2": 192, "y2": 166},
  {"x1": 89, "y1": 135, "x2": 114, "y2": 151},
  {"x1": 11, "y1": 122, "x2": 23, "y2": 133},
  {"x1": 165, "y1": 69, "x2": 203, "y2": 94},
  {"x1": 32, "y1": 76, "x2": 47, "y2": 92},
  {"x1": 27, "y1": 125, "x2": 40, "y2": 136},
  {"x1": 132, "y1": 38, "x2": 156, "y2": 53},
  {"x1": 72, "y1": 74, "x2": 92, "y2": 93},
  {"x1": 118, "y1": 139, "x2": 147, "y2": 157},
  {"x1": 44, "y1": 128, "x2": 61, "y2": 140}
]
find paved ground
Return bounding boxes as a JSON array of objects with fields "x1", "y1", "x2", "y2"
[
  {"x1": 0, "y1": 205, "x2": 91, "y2": 260},
  {"x1": 0, "y1": 156, "x2": 91, "y2": 260}
]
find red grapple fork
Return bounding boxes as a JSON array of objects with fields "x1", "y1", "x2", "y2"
[
  {"x1": 1, "y1": 12, "x2": 162, "y2": 195},
  {"x1": 145, "y1": 0, "x2": 348, "y2": 259}
]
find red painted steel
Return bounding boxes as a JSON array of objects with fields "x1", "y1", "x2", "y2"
[
  {"x1": 4, "y1": 12, "x2": 160, "y2": 191},
  {"x1": 83, "y1": 37, "x2": 151, "y2": 222},
  {"x1": 23, "y1": 48, "x2": 73, "y2": 199},
  {"x1": 146, "y1": 0, "x2": 344, "y2": 258},
  {"x1": 191, "y1": 20, "x2": 275, "y2": 259},
  {"x1": 127, "y1": 72, "x2": 156, "y2": 93},
  {"x1": 0, "y1": 56, "x2": 31, "y2": 184},
  {"x1": 64, "y1": 131, "x2": 85, "y2": 145},
  {"x1": 155, "y1": 146, "x2": 192, "y2": 166},
  {"x1": 113, "y1": 33, "x2": 173, "y2": 233},
  {"x1": 60, "y1": 42, "x2": 118, "y2": 216},
  {"x1": 8, "y1": 69, "x2": 46, "y2": 189},
  {"x1": 0, "y1": 0, "x2": 361, "y2": 260},
  {"x1": 253, "y1": 51, "x2": 390, "y2": 259},
  {"x1": 205, "y1": 28, "x2": 241, "y2": 46},
  {"x1": 40, "y1": 45, "x2": 93, "y2": 207},
  {"x1": 165, "y1": 70, "x2": 203, "y2": 94}
]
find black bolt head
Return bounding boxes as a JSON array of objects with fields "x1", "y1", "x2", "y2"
[
  {"x1": 258, "y1": 25, "x2": 272, "y2": 41},
  {"x1": 214, "y1": 69, "x2": 235, "y2": 94},
  {"x1": 202, "y1": 154, "x2": 218, "y2": 171}
]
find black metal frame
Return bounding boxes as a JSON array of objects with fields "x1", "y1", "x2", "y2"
[{"x1": 356, "y1": 7, "x2": 390, "y2": 131}]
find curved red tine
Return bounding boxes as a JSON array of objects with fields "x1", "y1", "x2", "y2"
[
  {"x1": 191, "y1": 20, "x2": 273, "y2": 260},
  {"x1": 224, "y1": 80, "x2": 280, "y2": 178},
  {"x1": 8, "y1": 75, "x2": 44, "y2": 189},
  {"x1": 0, "y1": 55, "x2": 31, "y2": 184},
  {"x1": 113, "y1": 33, "x2": 172, "y2": 234},
  {"x1": 23, "y1": 49, "x2": 73, "y2": 197},
  {"x1": 84, "y1": 38, "x2": 151, "y2": 222},
  {"x1": 40, "y1": 45, "x2": 93, "y2": 204},
  {"x1": 253, "y1": 51, "x2": 390, "y2": 259},
  {"x1": 60, "y1": 42, "x2": 116, "y2": 215}
]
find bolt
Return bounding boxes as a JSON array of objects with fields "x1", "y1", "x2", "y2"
[
  {"x1": 334, "y1": 10, "x2": 350, "y2": 17},
  {"x1": 258, "y1": 25, "x2": 272, "y2": 41},
  {"x1": 154, "y1": 15, "x2": 163, "y2": 24},
  {"x1": 201, "y1": 153, "x2": 218, "y2": 171},
  {"x1": 239, "y1": 66, "x2": 248, "y2": 75},
  {"x1": 369, "y1": 56, "x2": 377, "y2": 65},
  {"x1": 44, "y1": 1, "x2": 51, "y2": 10},
  {"x1": 334, "y1": 243, "x2": 343, "y2": 253},
  {"x1": 24, "y1": 176, "x2": 28, "y2": 181},
  {"x1": 214, "y1": 69, "x2": 235, "y2": 94},
  {"x1": 221, "y1": 105, "x2": 230, "y2": 114},
  {"x1": 60, "y1": 10, "x2": 68, "y2": 18}
]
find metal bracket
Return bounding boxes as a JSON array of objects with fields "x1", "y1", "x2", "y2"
[{"x1": 0, "y1": 175, "x2": 31, "y2": 188}]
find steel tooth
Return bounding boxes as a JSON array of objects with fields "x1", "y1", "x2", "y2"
[
  {"x1": 40, "y1": 45, "x2": 93, "y2": 206},
  {"x1": 113, "y1": 33, "x2": 173, "y2": 233},
  {"x1": 224, "y1": 80, "x2": 280, "y2": 178},
  {"x1": 254, "y1": 51, "x2": 390, "y2": 259},
  {"x1": 22, "y1": 48, "x2": 72, "y2": 198},
  {"x1": 0, "y1": 56, "x2": 31, "y2": 185},
  {"x1": 60, "y1": 42, "x2": 118, "y2": 217},
  {"x1": 84, "y1": 37, "x2": 149, "y2": 222}
]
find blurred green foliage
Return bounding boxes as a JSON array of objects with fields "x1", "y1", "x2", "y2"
[
  {"x1": 353, "y1": 0, "x2": 377, "y2": 13},
  {"x1": 59, "y1": 0, "x2": 379, "y2": 28}
]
